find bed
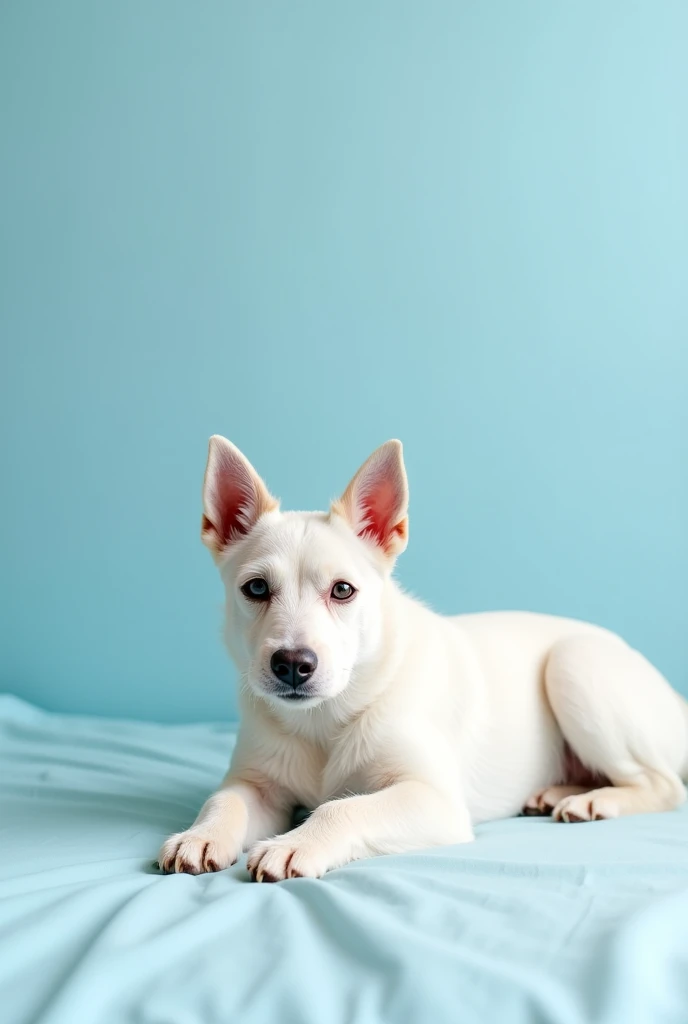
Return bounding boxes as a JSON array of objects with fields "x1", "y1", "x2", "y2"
[{"x1": 2, "y1": 694, "x2": 688, "y2": 1024}]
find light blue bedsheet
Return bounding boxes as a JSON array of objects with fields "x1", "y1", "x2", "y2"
[{"x1": 2, "y1": 695, "x2": 688, "y2": 1024}]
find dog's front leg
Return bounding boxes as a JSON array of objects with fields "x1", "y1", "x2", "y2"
[
  {"x1": 247, "y1": 781, "x2": 472, "y2": 882},
  {"x1": 159, "y1": 777, "x2": 291, "y2": 875}
]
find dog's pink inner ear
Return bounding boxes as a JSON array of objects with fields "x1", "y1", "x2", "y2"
[
  {"x1": 202, "y1": 438, "x2": 275, "y2": 552},
  {"x1": 338, "y1": 440, "x2": 409, "y2": 557},
  {"x1": 359, "y1": 476, "x2": 405, "y2": 550},
  {"x1": 205, "y1": 472, "x2": 254, "y2": 546}
]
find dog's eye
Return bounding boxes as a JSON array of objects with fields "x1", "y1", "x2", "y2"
[
  {"x1": 241, "y1": 577, "x2": 270, "y2": 601},
  {"x1": 331, "y1": 581, "x2": 355, "y2": 601}
]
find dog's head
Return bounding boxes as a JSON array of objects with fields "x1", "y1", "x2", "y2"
[{"x1": 201, "y1": 437, "x2": 409, "y2": 710}]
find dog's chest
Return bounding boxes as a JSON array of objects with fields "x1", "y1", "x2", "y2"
[
  {"x1": 297, "y1": 760, "x2": 371, "y2": 809},
  {"x1": 291, "y1": 722, "x2": 382, "y2": 808},
  {"x1": 284, "y1": 726, "x2": 392, "y2": 812}
]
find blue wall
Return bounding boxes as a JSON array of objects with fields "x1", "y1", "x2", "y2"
[{"x1": 1, "y1": 2, "x2": 686, "y2": 722}]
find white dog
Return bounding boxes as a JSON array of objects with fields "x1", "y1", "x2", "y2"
[{"x1": 159, "y1": 438, "x2": 688, "y2": 881}]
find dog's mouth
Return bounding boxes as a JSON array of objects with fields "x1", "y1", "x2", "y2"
[{"x1": 255, "y1": 672, "x2": 328, "y2": 706}]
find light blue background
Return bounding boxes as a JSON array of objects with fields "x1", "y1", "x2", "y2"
[{"x1": 1, "y1": 2, "x2": 686, "y2": 722}]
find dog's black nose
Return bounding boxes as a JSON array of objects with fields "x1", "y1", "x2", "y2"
[{"x1": 270, "y1": 648, "x2": 318, "y2": 688}]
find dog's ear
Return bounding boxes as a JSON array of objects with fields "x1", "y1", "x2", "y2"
[
  {"x1": 201, "y1": 436, "x2": 278, "y2": 557},
  {"x1": 334, "y1": 440, "x2": 409, "y2": 558}
]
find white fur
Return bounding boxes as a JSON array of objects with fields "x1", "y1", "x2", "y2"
[{"x1": 159, "y1": 438, "x2": 688, "y2": 880}]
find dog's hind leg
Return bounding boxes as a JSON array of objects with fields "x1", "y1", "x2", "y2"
[
  {"x1": 542, "y1": 632, "x2": 688, "y2": 823},
  {"x1": 523, "y1": 784, "x2": 590, "y2": 816}
]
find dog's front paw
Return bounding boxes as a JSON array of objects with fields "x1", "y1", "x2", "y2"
[
  {"x1": 247, "y1": 834, "x2": 336, "y2": 882},
  {"x1": 158, "y1": 830, "x2": 239, "y2": 875}
]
